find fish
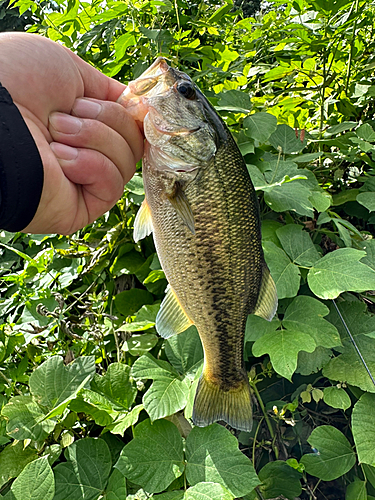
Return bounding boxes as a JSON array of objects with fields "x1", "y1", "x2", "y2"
[{"x1": 118, "y1": 58, "x2": 278, "y2": 432}]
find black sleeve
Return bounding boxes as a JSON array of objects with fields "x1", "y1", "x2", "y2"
[{"x1": 0, "y1": 83, "x2": 44, "y2": 232}]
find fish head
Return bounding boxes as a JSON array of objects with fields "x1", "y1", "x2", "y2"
[{"x1": 119, "y1": 58, "x2": 227, "y2": 173}]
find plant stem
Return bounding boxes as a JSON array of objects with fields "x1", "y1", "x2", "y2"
[
  {"x1": 252, "y1": 417, "x2": 264, "y2": 465},
  {"x1": 250, "y1": 381, "x2": 279, "y2": 459},
  {"x1": 174, "y1": 0, "x2": 180, "y2": 31},
  {"x1": 0, "y1": 370, "x2": 22, "y2": 395},
  {"x1": 311, "y1": 478, "x2": 321, "y2": 495},
  {"x1": 345, "y1": 0, "x2": 360, "y2": 95}
]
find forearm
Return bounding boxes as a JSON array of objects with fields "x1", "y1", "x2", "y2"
[{"x1": 0, "y1": 83, "x2": 43, "y2": 232}]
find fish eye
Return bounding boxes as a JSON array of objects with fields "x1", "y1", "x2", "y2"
[{"x1": 176, "y1": 81, "x2": 196, "y2": 100}]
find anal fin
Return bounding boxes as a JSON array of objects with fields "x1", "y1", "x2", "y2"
[
  {"x1": 254, "y1": 264, "x2": 278, "y2": 321},
  {"x1": 156, "y1": 285, "x2": 194, "y2": 338},
  {"x1": 133, "y1": 199, "x2": 153, "y2": 243}
]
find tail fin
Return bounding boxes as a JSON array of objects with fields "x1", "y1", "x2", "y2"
[{"x1": 192, "y1": 375, "x2": 252, "y2": 432}]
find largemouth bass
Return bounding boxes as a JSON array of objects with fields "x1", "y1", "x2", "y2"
[{"x1": 119, "y1": 58, "x2": 277, "y2": 432}]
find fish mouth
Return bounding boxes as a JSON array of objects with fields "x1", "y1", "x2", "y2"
[
  {"x1": 118, "y1": 58, "x2": 177, "y2": 123},
  {"x1": 136, "y1": 57, "x2": 170, "y2": 80},
  {"x1": 119, "y1": 57, "x2": 171, "y2": 101}
]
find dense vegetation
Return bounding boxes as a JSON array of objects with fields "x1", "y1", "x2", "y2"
[{"x1": 1, "y1": 0, "x2": 375, "y2": 499}]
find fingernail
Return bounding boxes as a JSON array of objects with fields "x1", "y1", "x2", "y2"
[
  {"x1": 50, "y1": 113, "x2": 82, "y2": 134},
  {"x1": 50, "y1": 142, "x2": 78, "y2": 161},
  {"x1": 72, "y1": 98, "x2": 102, "y2": 119}
]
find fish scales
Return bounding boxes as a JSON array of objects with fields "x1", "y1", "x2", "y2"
[
  {"x1": 119, "y1": 58, "x2": 277, "y2": 431},
  {"x1": 145, "y1": 141, "x2": 262, "y2": 386}
]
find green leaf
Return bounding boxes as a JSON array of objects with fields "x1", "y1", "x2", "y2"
[
  {"x1": 115, "y1": 419, "x2": 184, "y2": 494},
  {"x1": 282, "y1": 296, "x2": 341, "y2": 348},
  {"x1": 258, "y1": 461, "x2": 302, "y2": 500},
  {"x1": 325, "y1": 122, "x2": 357, "y2": 135},
  {"x1": 296, "y1": 346, "x2": 332, "y2": 375},
  {"x1": 332, "y1": 189, "x2": 361, "y2": 206},
  {"x1": 208, "y1": 1, "x2": 233, "y2": 22},
  {"x1": 125, "y1": 175, "x2": 144, "y2": 195},
  {"x1": 263, "y1": 241, "x2": 300, "y2": 299},
  {"x1": 363, "y1": 464, "x2": 375, "y2": 488},
  {"x1": 119, "y1": 321, "x2": 155, "y2": 332},
  {"x1": 131, "y1": 353, "x2": 189, "y2": 420},
  {"x1": 307, "y1": 248, "x2": 375, "y2": 299},
  {"x1": 237, "y1": 131, "x2": 254, "y2": 156},
  {"x1": 269, "y1": 124, "x2": 307, "y2": 153},
  {"x1": 276, "y1": 224, "x2": 320, "y2": 266},
  {"x1": 132, "y1": 353, "x2": 179, "y2": 379},
  {"x1": 352, "y1": 393, "x2": 375, "y2": 466},
  {"x1": 11, "y1": 457, "x2": 54, "y2": 500},
  {"x1": 91, "y1": 363, "x2": 137, "y2": 410},
  {"x1": 356, "y1": 123, "x2": 375, "y2": 142},
  {"x1": 357, "y1": 192, "x2": 375, "y2": 211},
  {"x1": 247, "y1": 164, "x2": 266, "y2": 190},
  {"x1": 351, "y1": 137, "x2": 375, "y2": 152},
  {"x1": 122, "y1": 333, "x2": 159, "y2": 355},
  {"x1": 264, "y1": 184, "x2": 314, "y2": 217},
  {"x1": 252, "y1": 328, "x2": 315, "y2": 380},
  {"x1": 216, "y1": 90, "x2": 252, "y2": 113},
  {"x1": 261, "y1": 220, "x2": 283, "y2": 247},
  {"x1": 29, "y1": 356, "x2": 95, "y2": 417},
  {"x1": 292, "y1": 152, "x2": 323, "y2": 163},
  {"x1": 327, "y1": 300, "x2": 375, "y2": 342},
  {"x1": 111, "y1": 250, "x2": 146, "y2": 276},
  {"x1": 69, "y1": 389, "x2": 116, "y2": 427},
  {"x1": 134, "y1": 303, "x2": 160, "y2": 322},
  {"x1": 245, "y1": 314, "x2": 281, "y2": 343},
  {"x1": 1, "y1": 396, "x2": 55, "y2": 441},
  {"x1": 53, "y1": 438, "x2": 112, "y2": 500},
  {"x1": 114, "y1": 289, "x2": 154, "y2": 317},
  {"x1": 263, "y1": 64, "x2": 295, "y2": 82},
  {"x1": 323, "y1": 386, "x2": 351, "y2": 410},
  {"x1": 115, "y1": 32, "x2": 136, "y2": 60},
  {"x1": 142, "y1": 375, "x2": 190, "y2": 421},
  {"x1": 359, "y1": 240, "x2": 375, "y2": 271},
  {"x1": 185, "y1": 424, "x2": 260, "y2": 498},
  {"x1": 184, "y1": 363, "x2": 203, "y2": 420},
  {"x1": 184, "y1": 482, "x2": 234, "y2": 500},
  {"x1": 243, "y1": 112, "x2": 277, "y2": 143},
  {"x1": 0, "y1": 441, "x2": 37, "y2": 488},
  {"x1": 103, "y1": 468, "x2": 127, "y2": 500},
  {"x1": 106, "y1": 404, "x2": 143, "y2": 436},
  {"x1": 260, "y1": 160, "x2": 316, "y2": 216},
  {"x1": 154, "y1": 492, "x2": 184, "y2": 500},
  {"x1": 165, "y1": 326, "x2": 203, "y2": 375},
  {"x1": 300, "y1": 425, "x2": 356, "y2": 480},
  {"x1": 309, "y1": 188, "x2": 332, "y2": 213},
  {"x1": 323, "y1": 335, "x2": 375, "y2": 393},
  {"x1": 345, "y1": 479, "x2": 367, "y2": 500}
]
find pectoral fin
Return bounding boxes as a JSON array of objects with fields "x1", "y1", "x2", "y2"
[
  {"x1": 133, "y1": 199, "x2": 153, "y2": 243},
  {"x1": 254, "y1": 264, "x2": 278, "y2": 321},
  {"x1": 168, "y1": 187, "x2": 195, "y2": 235},
  {"x1": 156, "y1": 285, "x2": 194, "y2": 338}
]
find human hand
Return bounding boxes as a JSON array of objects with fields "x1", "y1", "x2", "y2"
[{"x1": 0, "y1": 32, "x2": 144, "y2": 234}]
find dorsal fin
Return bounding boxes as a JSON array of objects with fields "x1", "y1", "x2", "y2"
[
  {"x1": 133, "y1": 199, "x2": 153, "y2": 243},
  {"x1": 254, "y1": 264, "x2": 278, "y2": 321},
  {"x1": 156, "y1": 285, "x2": 194, "y2": 338}
]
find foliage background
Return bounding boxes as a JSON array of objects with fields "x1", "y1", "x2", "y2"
[{"x1": 1, "y1": 0, "x2": 375, "y2": 499}]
